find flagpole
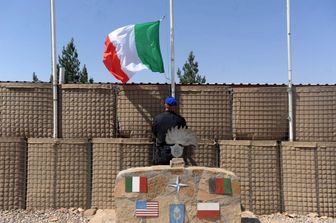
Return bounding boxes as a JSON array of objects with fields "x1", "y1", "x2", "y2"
[
  {"x1": 170, "y1": 0, "x2": 176, "y2": 97},
  {"x1": 51, "y1": 0, "x2": 58, "y2": 138},
  {"x1": 287, "y1": 0, "x2": 294, "y2": 141}
]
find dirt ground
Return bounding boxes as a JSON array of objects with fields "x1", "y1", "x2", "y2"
[{"x1": 1, "y1": 209, "x2": 336, "y2": 223}]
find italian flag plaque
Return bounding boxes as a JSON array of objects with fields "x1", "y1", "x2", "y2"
[{"x1": 125, "y1": 176, "x2": 147, "y2": 193}]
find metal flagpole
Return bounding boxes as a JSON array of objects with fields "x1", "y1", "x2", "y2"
[
  {"x1": 287, "y1": 0, "x2": 294, "y2": 141},
  {"x1": 170, "y1": 0, "x2": 176, "y2": 97},
  {"x1": 51, "y1": 0, "x2": 58, "y2": 138}
]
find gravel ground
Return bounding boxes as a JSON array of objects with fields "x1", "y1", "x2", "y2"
[
  {"x1": 0, "y1": 209, "x2": 336, "y2": 223},
  {"x1": 0, "y1": 208, "x2": 90, "y2": 223},
  {"x1": 242, "y1": 211, "x2": 336, "y2": 223}
]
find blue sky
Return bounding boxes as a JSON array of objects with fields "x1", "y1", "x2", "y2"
[{"x1": 0, "y1": 0, "x2": 335, "y2": 84}]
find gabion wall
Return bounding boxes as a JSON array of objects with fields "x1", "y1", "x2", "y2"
[
  {"x1": 177, "y1": 85, "x2": 232, "y2": 141},
  {"x1": 281, "y1": 142, "x2": 336, "y2": 217},
  {"x1": 27, "y1": 139, "x2": 91, "y2": 209},
  {"x1": 0, "y1": 83, "x2": 53, "y2": 138},
  {"x1": 232, "y1": 86, "x2": 288, "y2": 140},
  {"x1": 91, "y1": 138, "x2": 152, "y2": 209},
  {"x1": 295, "y1": 86, "x2": 336, "y2": 142},
  {"x1": 219, "y1": 140, "x2": 281, "y2": 215},
  {"x1": 189, "y1": 140, "x2": 218, "y2": 167},
  {"x1": 1, "y1": 83, "x2": 336, "y2": 142},
  {"x1": 116, "y1": 84, "x2": 169, "y2": 138},
  {"x1": 0, "y1": 137, "x2": 26, "y2": 209},
  {"x1": 60, "y1": 84, "x2": 117, "y2": 138}
]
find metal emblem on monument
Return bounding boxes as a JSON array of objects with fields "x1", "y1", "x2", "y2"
[
  {"x1": 166, "y1": 126, "x2": 198, "y2": 167},
  {"x1": 171, "y1": 144, "x2": 184, "y2": 158}
]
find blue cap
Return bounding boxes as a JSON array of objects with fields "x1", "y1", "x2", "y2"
[{"x1": 165, "y1": 96, "x2": 177, "y2": 106}]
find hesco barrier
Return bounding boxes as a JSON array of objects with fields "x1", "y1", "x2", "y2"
[
  {"x1": 190, "y1": 140, "x2": 218, "y2": 167},
  {"x1": 0, "y1": 137, "x2": 26, "y2": 209},
  {"x1": 0, "y1": 83, "x2": 53, "y2": 138},
  {"x1": 27, "y1": 139, "x2": 91, "y2": 209},
  {"x1": 91, "y1": 138, "x2": 152, "y2": 209},
  {"x1": 1, "y1": 83, "x2": 336, "y2": 142},
  {"x1": 281, "y1": 142, "x2": 336, "y2": 217},
  {"x1": 60, "y1": 84, "x2": 117, "y2": 138},
  {"x1": 0, "y1": 137, "x2": 336, "y2": 216},
  {"x1": 295, "y1": 86, "x2": 336, "y2": 142},
  {"x1": 232, "y1": 86, "x2": 288, "y2": 140},
  {"x1": 219, "y1": 140, "x2": 281, "y2": 214},
  {"x1": 117, "y1": 85, "x2": 170, "y2": 138},
  {"x1": 177, "y1": 85, "x2": 232, "y2": 140}
]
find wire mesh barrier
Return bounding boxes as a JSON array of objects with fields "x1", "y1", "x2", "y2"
[
  {"x1": 91, "y1": 138, "x2": 152, "y2": 209},
  {"x1": 92, "y1": 138, "x2": 121, "y2": 209},
  {"x1": 0, "y1": 137, "x2": 26, "y2": 209},
  {"x1": 27, "y1": 139, "x2": 91, "y2": 209},
  {"x1": 177, "y1": 85, "x2": 233, "y2": 141},
  {"x1": 0, "y1": 137, "x2": 335, "y2": 216},
  {"x1": 0, "y1": 83, "x2": 53, "y2": 138},
  {"x1": 219, "y1": 140, "x2": 281, "y2": 215},
  {"x1": 116, "y1": 84, "x2": 170, "y2": 138},
  {"x1": 189, "y1": 140, "x2": 218, "y2": 167},
  {"x1": 60, "y1": 84, "x2": 117, "y2": 138},
  {"x1": 317, "y1": 142, "x2": 336, "y2": 217},
  {"x1": 295, "y1": 86, "x2": 336, "y2": 142},
  {"x1": 1, "y1": 83, "x2": 336, "y2": 141},
  {"x1": 281, "y1": 142, "x2": 336, "y2": 217},
  {"x1": 232, "y1": 86, "x2": 288, "y2": 140},
  {"x1": 1, "y1": 82, "x2": 336, "y2": 216}
]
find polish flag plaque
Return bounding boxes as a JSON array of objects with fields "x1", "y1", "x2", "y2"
[
  {"x1": 197, "y1": 202, "x2": 220, "y2": 219},
  {"x1": 135, "y1": 200, "x2": 159, "y2": 217}
]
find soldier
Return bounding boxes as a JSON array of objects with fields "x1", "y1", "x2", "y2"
[{"x1": 152, "y1": 96, "x2": 187, "y2": 165}]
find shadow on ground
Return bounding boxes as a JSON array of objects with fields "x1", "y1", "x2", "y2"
[{"x1": 241, "y1": 217, "x2": 261, "y2": 223}]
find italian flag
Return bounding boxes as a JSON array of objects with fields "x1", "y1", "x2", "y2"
[
  {"x1": 103, "y1": 21, "x2": 164, "y2": 83},
  {"x1": 125, "y1": 176, "x2": 147, "y2": 193},
  {"x1": 197, "y1": 202, "x2": 220, "y2": 219}
]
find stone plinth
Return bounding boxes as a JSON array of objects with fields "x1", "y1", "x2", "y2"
[
  {"x1": 170, "y1": 158, "x2": 185, "y2": 168},
  {"x1": 114, "y1": 166, "x2": 241, "y2": 223}
]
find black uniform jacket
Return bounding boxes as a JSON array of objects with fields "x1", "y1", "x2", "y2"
[{"x1": 152, "y1": 110, "x2": 187, "y2": 146}]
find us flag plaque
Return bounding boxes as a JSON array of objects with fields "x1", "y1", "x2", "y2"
[{"x1": 135, "y1": 200, "x2": 159, "y2": 217}]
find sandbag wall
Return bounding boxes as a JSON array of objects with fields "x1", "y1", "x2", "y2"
[
  {"x1": 281, "y1": 142, "x2": 336, "y2": 217},
  {"x1": 219, "y1": 140, "x2": 281, "y2": 215},
  {"x1": 0, "y1": 137, "x2": 26, "y2": 209},
  {"x1": 27, "y1": 139, "x2": 91, "y2": 209}
]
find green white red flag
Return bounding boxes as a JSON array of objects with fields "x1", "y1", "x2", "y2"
[
  {"x1": 125, "y1": 176, "x2": 147, "y2": 193},
  {"x1": 103, "y1": 21, "x2": 164, "y2": 83}
]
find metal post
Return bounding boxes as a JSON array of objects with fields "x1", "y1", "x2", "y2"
[
  {"x1": 51, "y1": 0, "x2": 58, "y2": 138},
  {"x1": 170, "y1": 0, "x2": 176, "y2": 97},
  {"x1": 287, "y1": 0, "x2": 294, "y2": 141},
  {"x1": 59, "y1": 67, "x2": 65, "y2": 84}
]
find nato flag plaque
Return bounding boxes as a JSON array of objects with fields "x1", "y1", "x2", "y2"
[{"x1": 169, "y1": 204, "x2": 185, "y2": 223}]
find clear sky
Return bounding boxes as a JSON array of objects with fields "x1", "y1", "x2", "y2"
[{"x1": 0, "y1": 0, "x2": 335, "y2": 84}]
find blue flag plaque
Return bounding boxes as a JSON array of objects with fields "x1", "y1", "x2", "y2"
[{"x1": 169, "y1": 204, "x2": 185, "y2": 223}]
